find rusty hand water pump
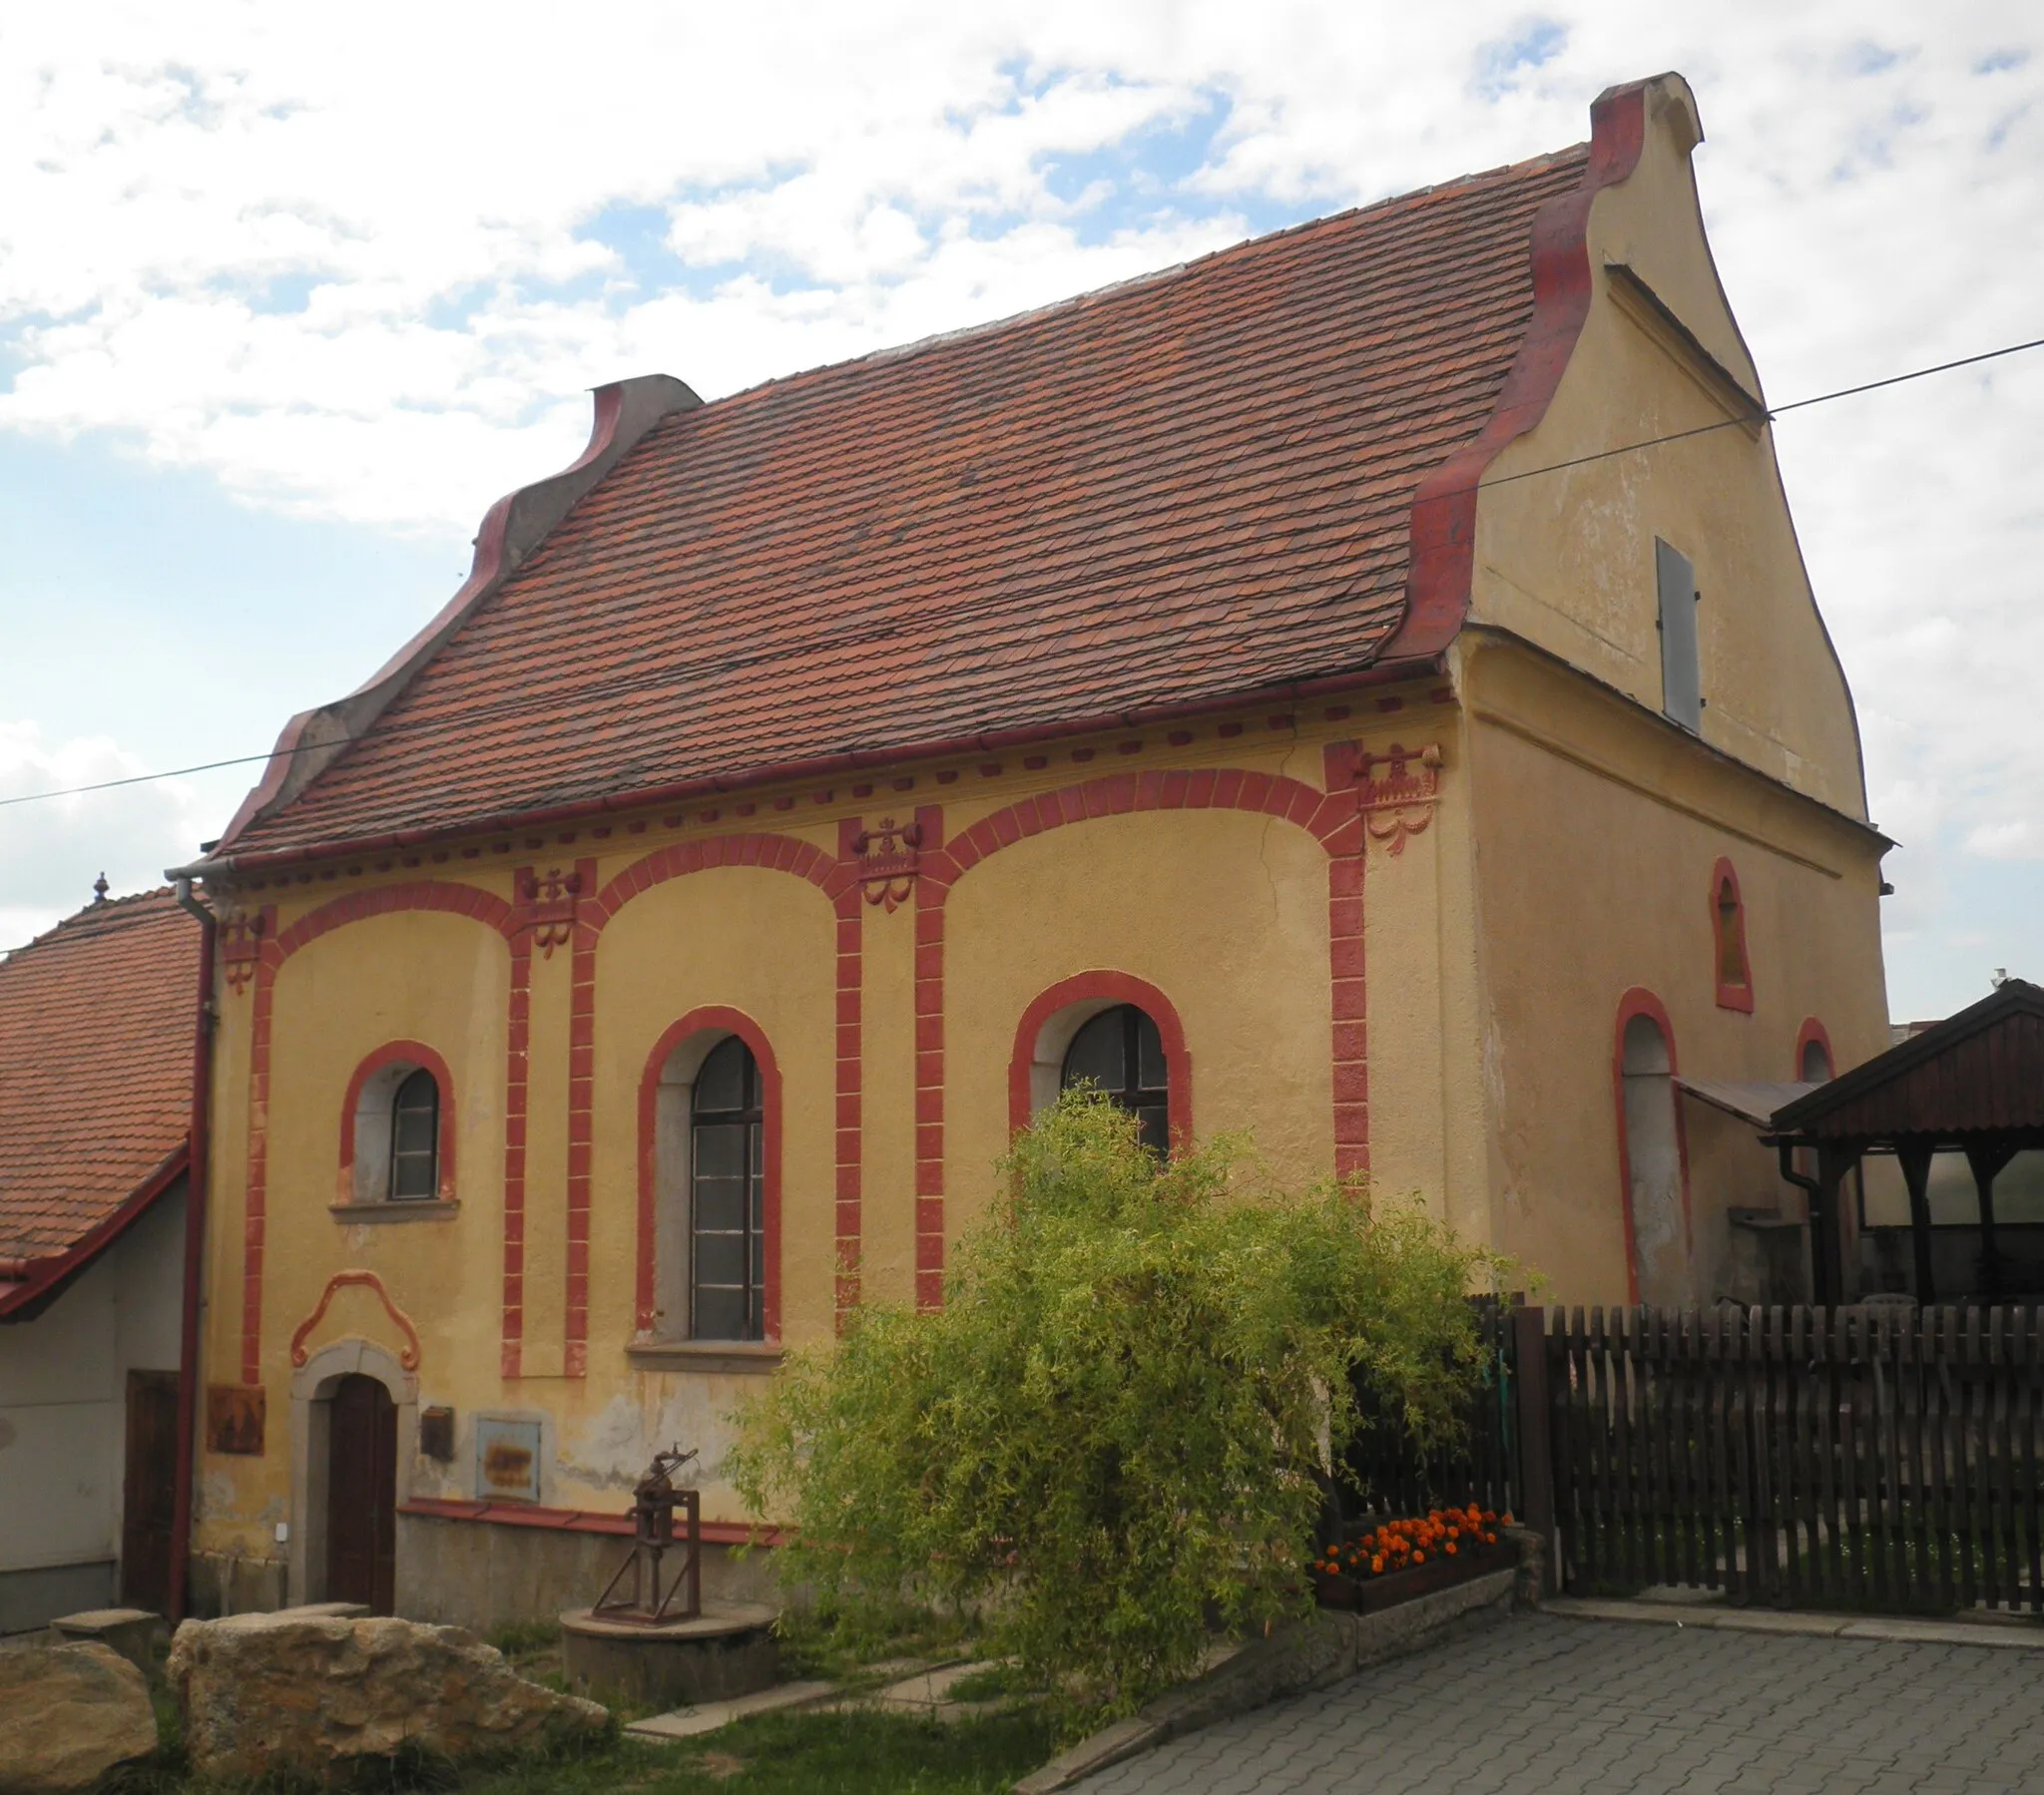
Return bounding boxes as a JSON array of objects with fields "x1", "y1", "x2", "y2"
[{"x1": 590, "y1": 1444, "x2": 703, "y2": 1624}]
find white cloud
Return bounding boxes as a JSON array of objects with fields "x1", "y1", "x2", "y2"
[
  {"x1": 0, "y1": 0, "x2": 2041, "y2": 1001},
  {"x1": 1965, "y1": 820, "x2": 2044, "y2": 860},
  {"x1": 0, "y1": 723, "x2": 215, "y2": 953}
]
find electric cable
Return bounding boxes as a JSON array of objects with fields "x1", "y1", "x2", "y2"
[{"x1": 2, "y1": 329, "x2": 2040, "y2": 815}]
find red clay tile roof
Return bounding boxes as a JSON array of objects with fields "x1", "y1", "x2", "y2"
[
  {"x1": 229, "y1": 145, "x2": 1590, "y2": 858},
  {"x1": 0, "y1": 890, "x2": 196, "y2": 1264}
]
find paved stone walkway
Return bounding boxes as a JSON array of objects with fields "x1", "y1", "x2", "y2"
[{"x1": 1075, "y1": 1611, "x2": 2044, "y2": 1794}]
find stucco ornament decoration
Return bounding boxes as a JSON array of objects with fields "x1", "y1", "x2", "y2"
[
  {"x1": 852, "y1": 816, "x2": 922, "y2": 910},
  {"x1": 1359, "y1": 743, "x2": 1443, "y2": 855},
  {"x1": 219, "y1": 907, "x2": 266, "y2": 993},
  {"x1": 516, "y1": 866, "x2": 583, "y2": 957},
  {"x1": 288, "y1": 1268, "x2": 421, "y2": 1370}
]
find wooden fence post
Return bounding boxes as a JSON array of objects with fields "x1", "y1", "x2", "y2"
[{"x1": 1512, "y1": 1303, "x2": 1558, "y2": 1591}]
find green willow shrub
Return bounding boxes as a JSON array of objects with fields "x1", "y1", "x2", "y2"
[{"x1": 726, "y1": 1090, "x2": 1500, "y2": 1715}]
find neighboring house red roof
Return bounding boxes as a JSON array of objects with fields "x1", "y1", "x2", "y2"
[
  {"x1": 0, "y1": 891, "x2": 196, "y2": 1291},
  {"x1": 221, "y1": 139, "x2": 1595, "y2": 861}
]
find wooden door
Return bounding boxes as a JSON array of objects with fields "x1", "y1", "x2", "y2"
[
  {"x1": 121, "y1": 1370, "x2": 181, "y2": 1612},
  {"x1": 326, "y1": 1374, "x2": 396, "y2": 1613}
]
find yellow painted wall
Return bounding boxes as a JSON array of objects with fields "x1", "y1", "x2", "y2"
[
  {"x1": 1456, "y1": 632, "x2": 1889, "y2": 1304},
  {"x1": 1468, "y1": 73, "x2": 1869, "y2": 822},
  {"x1": 937, "y1": 801, "x2": 1337, "y2": 1222},
  {"x1": 188, "y1": 668, "x2": 1888, "y2": 1565},
  {"x1": 191, "y1": 711, "x2": 1471, "y2": 1559}
]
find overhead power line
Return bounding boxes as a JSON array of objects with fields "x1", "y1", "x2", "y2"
[{"x1": 2, "y1": 329, "x2": 2040, "y2": 817}]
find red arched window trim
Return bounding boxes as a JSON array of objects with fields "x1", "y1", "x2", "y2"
[
  {"x1": 1008, "y1": 972, "x2": 1193, "y2": 1146},
  {"x1": 635, "y1": 1007, "x2": 782, "y2": 1341},
  {"x1": 337, "y1": 1040, "x2": 458, "y2": 1203},
  {"x1": 1611, "y1": 987, "x2": 1694, "y2": 1306},
  {"x1": 1793, "y1": 1017, "x2": 1834, "y2": 1081},
  {"x1": 1710, "y1": 857, "x2": 1755, "y2": 1013}
]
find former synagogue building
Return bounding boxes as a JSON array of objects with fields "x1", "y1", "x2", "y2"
[{"x1": 172, "y1": 74, "x2": 1891, "y2": 1622}]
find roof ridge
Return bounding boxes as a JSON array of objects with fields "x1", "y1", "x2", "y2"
[
  {"x1": 3, "y1": 887, "x2": 182, "y2": 963},
  {"x1": 690, "y1": 143, "x2": 1593, "y2": 416}
]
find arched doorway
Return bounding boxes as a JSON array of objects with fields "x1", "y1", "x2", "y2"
[
  {"x1": 1619, "y1": 1006, "x2": 1690, "y2": 1306},
  {"x1": 325, "y1": 1373, "x2": 396, "y2": 1612}
]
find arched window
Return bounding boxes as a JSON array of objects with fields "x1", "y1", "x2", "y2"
[
  {"x1": 689, "y1": 1035, "x2": 766, "y2": 1342},
  {"x1": 641, "y1": 1010, "x2": 780, "y2": 1344},
  {"x1": 1616, "y1": 996, "x2": 1691, "y2": 1305},
  {"x1": 1792, "y1": 1024, "x2": 1834, "y2": 1193},
  {"x1": 388, "y1": 1069, "x2": 440, "y2": 1200},
  {"x1": 342, "y1": 1044, "x2": 454, "y2": 1207},
  {"x1": 1061, "y1": 1004, "x2": 1170, "y2": 1153},
  {"x1": 1711, "y1": 858, "x2": 1753, "y2": 1012}
]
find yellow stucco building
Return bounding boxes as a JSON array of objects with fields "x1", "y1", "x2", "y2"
[{"x1": 176, "y1": 73, "x2": 1889, "y2": 1623}]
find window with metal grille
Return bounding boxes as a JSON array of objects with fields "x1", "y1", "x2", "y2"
[
  {"x1": 1061, "y1": 1004, "x2": 1170, "y2": 1153},
  {"x1": 388, "y1": 1068, "x2": 440, "y2": 1200},
  {"x1": 690, "y1": 1035, "x2": 766, "y2": 1341}
]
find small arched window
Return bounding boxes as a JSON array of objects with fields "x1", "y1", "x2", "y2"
[
  {"x1": 1711, "y1": 858, "x2": 1753, "y2": 1012},
  {"x1": 1062, "y1": 1004, "x2": 1170, "y2": 1153},
  {"x1": 343, "y1": 1045, "x2": 453, "y2": 1207},
  {"x1": 691, "y1": 1035, "x2": 766, "y2": 1342},
  {"x1": 388, "y1": 1069, "x2": 440, "y2": 1201}
]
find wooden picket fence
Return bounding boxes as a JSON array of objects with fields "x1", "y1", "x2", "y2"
[
  {"x1": 1345, "y1": 1301, "x2": 2044, "y2": 1613},
  {"x1": 1340, "y1": 1295, "x2": 1523, "y2": 1524}
]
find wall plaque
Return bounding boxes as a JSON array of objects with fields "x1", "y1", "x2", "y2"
[
  {"x1": 475, "y1": 1415, "x2": 542, "y2": 1503},
  {"x1": 206, "y1": 1383, "x2": 265, "y2": 1456}
]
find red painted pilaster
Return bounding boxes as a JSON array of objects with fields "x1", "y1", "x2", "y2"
[
  {"x1": 912, "y1": 804, "x2": 947, "y2": 1310},
  {"x1": 831, "y1": 820, "x2": 865, "y2": 1320},
  {"x1": 1323, "y1": 743, "x2": 1370, "y2": 1178},
  {"x1": 562, "y1": 856, "x2": 598, "y2": 1377}
]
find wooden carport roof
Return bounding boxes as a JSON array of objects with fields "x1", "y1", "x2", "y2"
[
  {"x1": 1769, "y1": 978, "x2": 2044, "y2": 1305},
  {"x1": 1770, "y1": 979, "x2": 2044, "y2": 1142}
]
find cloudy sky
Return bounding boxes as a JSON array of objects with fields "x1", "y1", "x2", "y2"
[{"x1": 0, "y1": 1, "x2": 2037, "y2": 1023}]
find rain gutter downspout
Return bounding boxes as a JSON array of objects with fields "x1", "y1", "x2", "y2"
[
  {"x1": 170, "y1": 876, "x2": 217, "y2": 1621},
  {"x1": 1771, "y1": 1135, "x2": 1827, "y2": 1302}
]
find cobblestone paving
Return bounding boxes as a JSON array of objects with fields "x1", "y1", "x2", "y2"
[{"x1": 1076, "y1": 1612, "x2": 2044, "y2": 1794}]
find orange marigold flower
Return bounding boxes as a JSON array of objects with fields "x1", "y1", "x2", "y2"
[
  {"x1": 1445, "y1": 1543, "x2": 1457, "y2": 1555},
  {"x1": 1412, "y1": 1550, "x2": 1425, "y2": 1563}
]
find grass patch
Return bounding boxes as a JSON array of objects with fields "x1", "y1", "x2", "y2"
[
  {"x1": 188, "y1": 1709, "x2": 1058, "y2": 1795},
  {"x1": 132, "y1": 1678, "x2": 1055, "y2": 1794},
  {"x1": 770, "y1": 1603, "x2": 974, "y2": 1686},
  {"x1": 941, "y1": 1662, "x2": 1041, "y2": 1704},
  {"x1": 486, "y1": 1619, "x2": 565, "y2": 1662},
  {"x1": 571, "y1": 1707, "x2": 1051, "y2": 1795}
]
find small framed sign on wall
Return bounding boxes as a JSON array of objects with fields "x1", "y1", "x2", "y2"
[{"x1": 474, "y1": 1415, "x2": 542, "y2": 1503}]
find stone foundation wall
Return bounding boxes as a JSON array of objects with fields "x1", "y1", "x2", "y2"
[
  {"x1": 394, "y1": 1518, "x2": 779, "y2": 1630},
  {"x1": 186, "y1": 1552, "x2": 289, "y2": 1619}
]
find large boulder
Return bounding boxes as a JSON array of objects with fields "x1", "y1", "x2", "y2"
[
  {"x1": 166, "y1": 1610, "x2": 609, "y2": 1781},
  {"x1": 0, "y1": 1640, "x2": 159, "y2": 1795}
]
